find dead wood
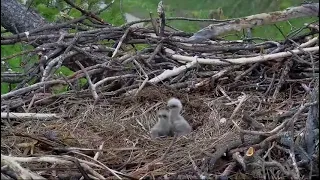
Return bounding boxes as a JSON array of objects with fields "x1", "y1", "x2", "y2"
[{"x1": 1, "y1": 1, "x2": 319, "y2": 179}]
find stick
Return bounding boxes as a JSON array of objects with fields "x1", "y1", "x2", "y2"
[
  {"x1": 94, "y1": 142, "x2": 105, "y2": 160},
  {"x1": 232, "y1": 101, "x2": 318, "y2": 136},
  {"x1": 1, "y1": 112, "x2": 60, "y2": 120},
  {"x1": 188, "y1": 152, "x2": 205, "y2": 179},
  {"x1": 230, "y1": 93, "x2": 248, "y2": 121},
  {"x1": 132, "y1": 59, "x2": 149, "y2": 96},
  {"x1": 81, "y1": 163, "x2": 106, "y2": 180},
  {"x1": 71, "y1": 151, "x2": 123, "y2": 179},
  {"x1": 272, "y1": 60, "x2": 292, "y2": 101},
  {"x1": 149, "y1": 12, "x2": 159, "y2": 36},
  {"x1": 165, "y1": 46, "x2": 319, "y2": 65},
  {"x1": 157, "y1": 1, "x2": 165, "y2": 37},
  {"x1": 76, "y1": 61, "x2": 99, "y2": 102},
  {"x1": 160, "y1": 135, "x2": 178, "y2": 161},
  {"x1": 189, "y1": 3, "x2": 318, "y2": 41},
  {"x1": 112, "y1": 28, "x2": 130, "y2": 58},
  {"x1": 299, "y1": 36, "x2": 318, "y2": 48},
  {"x1": 1, "y1": 80, "x2": 65, "y2": 100},
  {"x1": 1, "y1": 154, "x2": 45, "y2": 180},
  {"x1": 149, "y1": 58, "x2": 198, "y2": 83}
]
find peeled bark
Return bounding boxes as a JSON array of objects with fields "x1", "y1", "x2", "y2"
[{"x1": 189, "y1": 3, "x2": 319, "y2": 42}]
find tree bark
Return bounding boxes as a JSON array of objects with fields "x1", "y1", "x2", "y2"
[
  {"x1": 1, "y1": 0, "x2": 94, "y2": 75},
  {"x1": 1, "y1": 0, "x2": 47, "y2": 34}
]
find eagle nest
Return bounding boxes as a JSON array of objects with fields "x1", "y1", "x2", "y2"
[{"x1": 1, "y1": 2, "x2": 319, "y2": 179}]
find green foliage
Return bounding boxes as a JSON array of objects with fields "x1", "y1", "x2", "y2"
[
  {"x1": 51, "y1": 84, "x2": 68, "y2": 94},
  {"x1": 1, "y1": 44, "x2": 23, "y2": 72},
  {"x1": 56, "y1": 66, "x2": 74, "y2": 76},
  {"x1": 79, "y1": 78, "x2": 88, "y2": 87},
  {"x1": 50, "y1": 66, "x2": 75, "y2": 94},
  {"x1": 135, "y1": 44, "x2": 149, "y2": 51},
  {"x1": 69, "y1": 8, "x2": 82, "y2": 18},
  {"x1": 99, "y1": 1, "x2": 125, "y2": 26},
  {"x1": 36, "y1": 3, "x2": 59, "y2": 21},
  {"x1": 51, "y1": 67, "x2": 87, "y2": 94},
  {"x1": 249, "y1": 17, "x2": 318, "y2": 41},
  {"x1": 1, "y1": 83, "x2": 9, "y2": 94},
  {"x1": 87, "y1": 0, "x2": 101, "y2": 11},
  {"x1": 279, "y1": 0, "x2": 293, "y2": 10},
  {"x1": 1, "y1": 43, "x2": 36, "y2": 94}
]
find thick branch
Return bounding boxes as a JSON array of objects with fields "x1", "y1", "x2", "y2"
[{"x1": 189, "y1": 3, "x2": 319, "y2": 41}]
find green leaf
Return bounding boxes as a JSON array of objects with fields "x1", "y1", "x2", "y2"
[
  {"x1": 1, "y1": 83, "x2": 9, "y2": 94},
  {"x1": 36, "y1": 3, "x2": 59, "y2": 21}
]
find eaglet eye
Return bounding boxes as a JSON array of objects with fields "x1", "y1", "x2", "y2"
[
  {"x1": 159, "y1": 114, "x2": 167, "y2": 118},
  {"x1": 168, "y1": 105, "x2": 178, "y2": 108}
]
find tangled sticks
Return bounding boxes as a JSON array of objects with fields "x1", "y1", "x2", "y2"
[{"x1": 1, "y1": 1, "x2": 319, "y2": 179}]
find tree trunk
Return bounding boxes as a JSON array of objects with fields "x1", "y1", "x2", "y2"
[
  {"x1": 1, "y1": 0, "x2": 47, "y2": 34},
  {"x1": 1, "y1": 0, "x2": 95, "y2": 76}
]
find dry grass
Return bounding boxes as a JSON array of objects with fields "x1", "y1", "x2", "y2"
[{"x1": 2, "y1": 84, "x2": 314, "y2": 179}]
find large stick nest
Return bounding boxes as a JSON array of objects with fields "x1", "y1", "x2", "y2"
[{"x1": 1, "y1": 2, "x2": 319, "y2": 180}]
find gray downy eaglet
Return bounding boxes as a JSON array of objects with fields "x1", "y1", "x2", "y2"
[
  {"x1": 150, "y1": 109, "x2": 173, "y2": 139},
  {"x1": 167, "y1": 98, "x2": 192, "y2": 136}
]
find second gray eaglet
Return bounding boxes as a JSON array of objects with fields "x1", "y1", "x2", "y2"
[{"x1": 150, "y1": 109, "x2": 173, "y2": 139}]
